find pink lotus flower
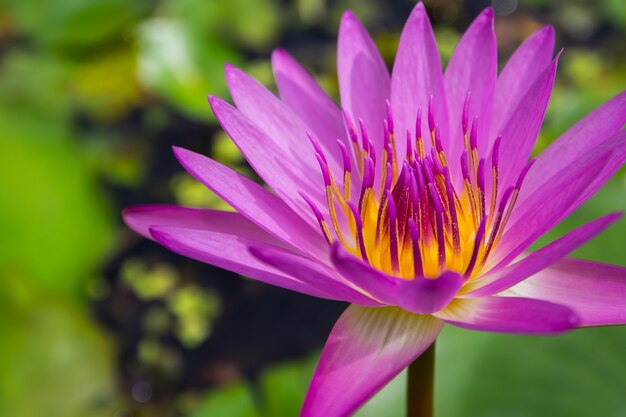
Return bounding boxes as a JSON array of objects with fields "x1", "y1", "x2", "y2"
[{"x1": 124, "y1": 4, "x2": 626, "y2": 417}]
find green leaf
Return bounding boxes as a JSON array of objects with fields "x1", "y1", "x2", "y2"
[
  {"x1": 4, "y1": 0, "x2": 151, "y2": 50},
  {"x1": 603, "y1": 0, "x2": 626, "y2": 28},
  {"x1": 167, "y1": 0, "x2": 282, "y2": 50},
  {"x1": 259, "y1": 357, "x2": 318, "y2": 417},
  {"x1": 0, "y1": 105, "x2": 114, "y2": 298},
  {"x1": 438, "y1": 326, "x2": 626, "y2": 417},
  {"x1": 137, "y1": 19, "x2": 240, "y2": 121},
  {"x1": 0, "y1": 272, "x2": 119, "y2": 417},
  {"x1": 0, "y1": 51, "x2": 71, "y2": 127},
  {"x1": 70, "y1": 48, "x2": 142, "y2": 122},
  {"x1": 188, "y1": 384, "x2": 260, "y2": 417}
]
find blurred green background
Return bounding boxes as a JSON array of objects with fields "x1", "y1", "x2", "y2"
[{"x1": 0, "y1": 0, "x2": 625, "y2": 416}]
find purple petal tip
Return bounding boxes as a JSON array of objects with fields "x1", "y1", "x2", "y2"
[
  {"x1": 330, "y1": 241, "x2": 343, "y2": 259},
  {"x1": 224, "y1": 62, "x2": 237, "y2": 74},
  {"x1": 607, "y1": 211, "x2": 624, "y2": 223},
  {"x1": 247, "y1": 246, "x2": 268, "y2": 262},
  {"x1": 341, "y1": 10, "x2": 359, "y2": 26},
  {"x1": 542, "y1": 24, "x2": 555, "y2": 37},
  {"x1": 272, "y1": 47, "x2": 288, "y2": 59},
  {"x1": 555, "y1": 48, "x2": 564, "y2": 60},
  {"x1": 407, "y1": 1, "x2": 429, "y2": 23},
  {"x1": 330, "y1": 241, "x2": 357, "y2": 263},
  {"x1": 171, "y1": 146, "x2": 195, "y2": 168},
  {"x1": 148, "y1": 226, "x2": 166, "y2": 242},
  {"x1": 121, "y1": 206, "x2": 141, "y2": 226},
  {"x1": 207, "y1": 94, "x2": 220, "y2": 106}
]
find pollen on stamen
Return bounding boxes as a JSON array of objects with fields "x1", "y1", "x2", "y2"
[
  {"x1": 348, "y1": 201, "x2": 368, "y2": 263},
  {"x1": 408, "y1": 218, "x2": 423, "y2": 277},
  {"x1": 489, "y1": 135, "x2": 501, "y2": 226},
  {"x1": 337, "y1": 139, "x2": 352, "y2": 201},
  {"x1": 465, "y1": 216, "x2": 487, "y2": 279},
  {"x1": 386, "y1": 190, "x2": 400, "y2": 275},
  {"x1": 415, "y1": 108, "x2": 426, "y2": 160},
  {"x1": 427, "y1": 182, "x2": 447, "y2": 271},
  {"x1": 302, "y1": 97, "x2": 533, "y2": 282},
  {"x1": 299, "y1": 192, "x2": 332, "y2": 244},
  {"x1": 406, "y1": 130, "x2": 414, "y2": 162}
]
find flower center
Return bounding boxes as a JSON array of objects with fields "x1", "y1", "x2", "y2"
[{"x1": 304, "y1": 95, "x2": 532, "y2": 280}]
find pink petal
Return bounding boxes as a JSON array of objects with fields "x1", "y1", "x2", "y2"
[
  {"x1": 568, "y1": 130, "x2": 626, "y2": 213},
  {"x1": 272, "y1": 48, "x2": 345, "y2": 172},
  {"x1": 149, "y1": 226, "x2": 337, "y2": 300},
  {"x1": 466, "y1": 213, "x2": 622, "y2": 296},
  {"x1": 489, "y1": 25, "x2": 555, "y2": 141},
  {"x1": 444, "y1": 7, "x2": 496, "y2": 174},
  {"x1": 223, "y1": 65, "x2": 330, "y2": 187},
  {"x1": 302, "y1": 305, "x2": 442, "y2": 417},
  {"x1": 496, "y1": 52, "x2": 560, "y2": 191},
  {"x1": 207, "y1": 96, "x2": 327, "y2": 218},
  {"x1": 518, "y1": 92, "x2": 626, "y2": 212},
  {"x1": 505, "y1": 258, "x2": 626, "y2": 326},
  {"x1": 509, "y1": 130, "x2": 626, "y2": 238},
  {"x1": 338, "y1": 10, "x2": 390, "y2": 164},
  {"x1": 124, "y1": 205, "x2": 279, "y2": 243},
  {"x1": 435, "y1": 296, "x2": 580, "y2": 334},
  {"x1": 250, "y1": 245, "x2": 381, "y2": 307},
  {"x1": 391, "y1": 2, "x2": 448, "y2": 160},
  {"x1": 329, "y1": 243, "x2": 399, "y2": 303},
  {"x1": 491, "y1": 145, "x2": 613, "y2": 269},
  {"x1": 172, "y1": 146, "x2": 327, "y2": 259},
  {"x1": 331, "y1": 244, "x2": 463, "y2": 314}
]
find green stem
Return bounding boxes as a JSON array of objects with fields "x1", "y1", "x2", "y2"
[{"x1": 406, "y1": 342, "x2": 435, "y2": 417}]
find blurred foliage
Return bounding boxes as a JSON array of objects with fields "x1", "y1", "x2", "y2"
[
  {"x1": 187, "y1": 357, "x2": 318, "y2": 417},
  {"x1": 136, "y1": 18, "x2": 240, "y2": 122},
  {"x1": 0, "y1": 0, "x2": 624, "y2": 416},
  {"x1": 123, "y1": 259, "x2": 179, "y2": 300},
  {"x1": 167, "y1": 0, "x2": 282, "y2": 50},
  {"x1": 71, "y1": 47, "x2": 142, "y2": 122},
  {"x1": 168, "y1": 284, "x2": 222, "y2": 348},
  {"x1": 0, "y1": 130, "x2": 112, "y2": 295},
  {"x1": 4, "y1": 0, "x2": 150, "y2": 50},
  {"x1": 0, "y1": 272, "x2": 118, "y2": 417},
  {"x1": 188, "y1": 384, "x2": 258, "y2": 417},
  {"x1": 122, "y1": 258, "x2": 222, "y2": 347},
  {"x1": 170, "y1": 172, "x2": 235, "y2": 210}
]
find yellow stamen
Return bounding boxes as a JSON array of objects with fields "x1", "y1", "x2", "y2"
[
  {"x1": 488, "y1": 166, "x2": 498, "y2": 227},
  {"x1": 494, "y1": 188, "x2": 520, "y2": 247},
  {"x1": 390, "y1": 133, "x2": 398, "y2": 180},
  {"x1": 326, "y1": 186, "x2": 350, "y2": 248},
  {"x1": 343, "y1": 171, "x2": 351, "y2": 203},
  {"x1": 416, "y1": 135, "x2": 425, "y2": 160}
]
